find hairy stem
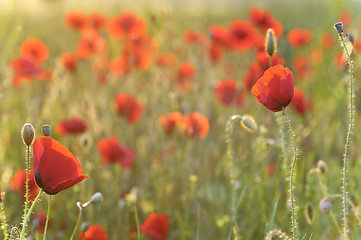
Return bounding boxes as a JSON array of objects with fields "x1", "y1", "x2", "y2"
[
  {"x1": 133, "y1": 205, "x2": 140, "y2": 240},
  {"x1": 24, "y1": 145, "x2": 30, "y2": 220},
  {"x1": 42, "y1": 196, "x2": 51, "y2": 240},
  {"x1": 0, "y1": 200, "x2": 7, "y2": 240}
]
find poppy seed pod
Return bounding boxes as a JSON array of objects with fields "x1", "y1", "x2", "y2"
[
  {"x1": 334, "y1": 22, "x2": 344, "y2": 35},
  {"x1": 240, "y1": 115, "x2": 257, "y2": 133},
  {"x1": 265, "y1": 28, "x2": 277, "y2": 57},
  {"x1": 41, "y1": 125, "x2": 51, "y2": 136},
  {"x1": 319, "y1": 198, "x2": 331, "y2": 214},
  {"x1": 22, "y1": 123, "x2": 35, "y2": 146}
]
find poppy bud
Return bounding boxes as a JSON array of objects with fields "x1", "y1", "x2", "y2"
[
  {"x1": 319, "y1": 198, "x2": 331, "y2": 214},
  {"x1": 348, "y1": 33, "x2": 355, "y2": 44},
  {"x1": 22, "y1": 123, "x2": 35, "y2": 146},
  {"x1": 304, "y1": 203, "x2": 313, "y2": 224},
  {"x1": 265, "y1": 28, "x2": 277, "y2": 57},
  {"x1": 90, "y1": 192, "x2": 103, "y2": 204},
  {"x1": 80, "y1": 222, "x2": 90, "y2": 233},
  {"x1": 240, "y1": 114, "x2": 258, "y2": 133},
  {"x1": 41, "y1": 125, "x2": 51, "y2": 136},
  {"x1": 317, "y1": 160, "x2": 328, "y2": 174},
  {"x1": 334, "y1": 22, "x2": 344, "y2": 35}
]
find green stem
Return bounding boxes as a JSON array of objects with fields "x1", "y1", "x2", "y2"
[
  {"x1": 24, "y1": 145, "x2": 30, "y2": 219},
  {"x1": 276, "y1": 113, "x2": 288, "y2": 177},
  {"x1": 19, "y1": 189, "x2": 43, "y2": 240},
  {"x1": 133, "y1": 205, "x2": 140, "y2": 240},
  {"x1": 226, "y1": 115, "x2": 242, "y2": 240},
  {"x1": 10, "y1": 227, "x2": 20, "y2": 240},
  {"x1": 69, "y1": 202, "x2": 82, "y2": 240},
  {"x1": 0, "y1": 200, "x2": 7, "y2": 240},
  {"x1": 269, "y1": 56, "x2": 272, "y2": 68},
  {"x1": 42, "y1": 195, "x2": 51, "y2": 240},
  {"x1": 282, "y1": 109, "x2": 299, "y2": 240},
  {"x1": 339, "y1": 33, "x2": 354, "y2": 240}
]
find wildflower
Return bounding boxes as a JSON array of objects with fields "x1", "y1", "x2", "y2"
[
  {"x1": 310, "y1": 48, "x2": 324, "y2": 65},
  {"x1": 288, "y1": 28, "x2": 313, "y2": 48},
  {"x1": 176, "y1": 62, "x2": 196, "y2": 92},
  {"x1": 56, "y1": 117, "x2": 88, "y2": 135},
  {"x1": 228, "y1": 20, "x2": 257, "y2": 51},
  {"x1": 182, "y1": 29, "x2": 206, "y2": 44},
  {"x1": 11, "y1": 170, "x2": 40, "y2": 201},
  {"x1": 32, "y1": 212, "x2": 48, "y2": 234},
  {"x1": 209, "y1": 41, "x2": 224, "y2": 63},
  {"x1": 97, "y1": 136, "x2": 136, "y2": 169},
  {"x1": 89, "y1": 12, "x2": 107, "y2": 31},
  {"x1": 78, "y1": 224, "x2": 108, "y2": 240},
  {"x1": 208, "y1": 25, "x2": 230, "y2": 47},
  {"x1": 33, "y1": 136, "x2": 88, "y2": 195},
  {"x1": 115, "y1": 94, "x2": 144, "y2": 124},
  {"x1": 249, "y1": 7, "x2": 283, "y2": 37},
  {"x1": 293, "y1": 55, "x2": 311, "y2": 79},
  {"x1": 251, "y1": 65, "x2": 294, "y2": 112},
  {"x1": 159, "y1": 112, "x2": 183, "y2": 135},
  {"x1": 291, "y1": 87, "x2": 313, "y2": 115},
  {"x1": 215, "y1": 79, "x2": 243, "y2": 106},
  {"x1": 76, "y1": 29, "x2": 106, "y2": 59},
  {"x1": 110, "y1": 56, "x2": 131, "y2": 77},
  {"x1": 61, "y1": 52, "x2": 78, "y2": 73},
  {"x1": 108, "y1": 11, "x2": 146, "y2": 40},
  {"x1": 339, "y1": 11, "x2": 352, "y2": 26},
  {"x1": 20, "y1": 39, "x2": 49, "y2": 63},
  {"x1": 140, "y1": 213, "x2": 169, "y2": 240},
  {"x1": 243, "y1": 63, "x2": 263, "y2": 91},
  {"x1": 65, "y1": 10, "x2": 88, "y2": 31},
  {"x1": 321, "y1": 32, "x2": 334, "y2": 50},
  {"x1": 180, "y1": 112, "x2": 210, "y2": 138},
  {"x1": 156, "y1": 52, "x2": 177, "y2": 67}
]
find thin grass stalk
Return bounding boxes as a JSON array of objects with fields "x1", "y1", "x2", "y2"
[
  {"x1": 42, "y1": 196, "x2": 51, "y2": 240},
  {"x1": 282, "y1": 108, "x2": 299, "y2": 240}
]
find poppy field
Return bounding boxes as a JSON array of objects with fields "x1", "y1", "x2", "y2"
[{"x1": 1, "y1": 0, "x2": 361, "y2": 239}]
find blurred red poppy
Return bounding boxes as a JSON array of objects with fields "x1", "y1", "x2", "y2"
[
  {"x1": 56, "y1": 117, "x2": 88, "y2": 135},
  {"x1": 115, "y1": 94, "x2": 144, "y2": 124},
  {"x1": 159, "y1": 112, "x2": 183, "y2": 135},
  {"x1": 249, "y1": 7, "x2": 283, "y2": 37},
  {"x1": 110, "y1": 56, "x2": 131, "y2": 77},
  {"x1": 176, "y1": 62, "x2": 196, "y2": 92},
  {"x1": 215, "y1": 79, "x2": 238, "y2": 106},
  {"x1": 321, "y1": 32, "x2": 333, "y2": 51},
  {"x1": 20, "y1": 39, "x2": 49, "y2": 63},
  {"x1": 209, "y1": 41, "x2": 224, "y2": 63},
  {"x1": 97, "y1": 136, "x2": 136, "y2": 169},
  {"x1": 61, "y1": 52, "x2": 78, "y2": 73},
  {"x1": 32, "y1": 212, "x2": 48, "y2": 234},
  {"x1": 293, "y1": 55, "x2": 311, "y2": 79},
  {"x1": 65, "y1": 10, "x2": 88, "y2": 31},
  {"x1": 353, "y1": 38, "x2": 361, "y2": 54},
  {"x1": 92, "y1": 57, "x2": 110, "y2": 85},
  {"x1": 288, "y1": 29, "x2": 313, "y2": 48},
  {"x1": 11, "y1": 169, "x2": 40, "y2": 201},
  {"x1": 156, "y1": 52, "x2": 177, "y2": 67},
  {"x1": 180, "y1": 112, "x2": 210, "y2": 138},
  {"x1": 339, "y1": 11, "x2": 352, "y2": 26},
  {"x1": 228, "y1": 20, "x2": 257, "y2": 51},
  {"x1": 108, "y1": 11, "x2": 146, "y2": 40},
  {"x1": 11, "y1": 57, "x2": 44, "y2": 87},
  {"x1": 251, "y1": 65, "x2": 294, "y2": 112},
  {"x1": 89, "y1": 12, "x2": 107, "y2": 31},
  {"x1": 78, "y1": 224, "x2": 108, "y2": 240},
  {"x1": 183, "y1": 29, "x2": 206, "y2": 44},
  {"x1": 140, "y1": 213, "x2": 169, "y2": 240},
  {"x1": 77, "y1": 29, "x2": 106, "y2": 59},
  {"x1": 208, "y1": 25, "x2": 230, "y2": 47},
  {"x1": 334, "y1": 51, "x2": 347, "y2": 70},
  {"x1": 33, "y1": 136, "x2": 88, "y2": 195},
  {"x1": 310, "y1": 48, "x2": 324, "y2": 65},
  {"x1": 256, "y1": 51, "x2": 285, "y2": 71},
  {"x1": 291, "y1": 87, "x2": 313, "y2": 115},
  {"x1": 243, "y1": 63, "x2": 263, "y2": 91}
]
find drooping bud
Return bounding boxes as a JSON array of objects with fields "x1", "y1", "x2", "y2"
[
  {"x1": 348, "y1": 33, "x2": 355, "y2": 44},
  {"x1": 317, "y1": 160, "x2": 328, "y2": 174},
  {"x1": 334, "y1": 22, "x2": 344, "y2": 35},
  {"x1": 265, "y1": 28, "x2": 277, "y2": 57},
  {"x1": 21, "y1": 123, "x2": 35, "y2": 146},
  {"x1": 240, "y1": 114, "x2": 258, "y2": 133},
  {"x1": 41, "y1": 125, "x2": 51, "y2": 136},
  {"x1": 90, "y1": 192, "x2": 103, "y2": 204},
  {"x1": 304, "y1": 203, "x2": 313, "y2": 224},
  {"x1": 80, "y1": 222, "x2": 90, "y2": 233},
  {"x1": 319, "y1": 198, "x2": 331, "y2": 214}
]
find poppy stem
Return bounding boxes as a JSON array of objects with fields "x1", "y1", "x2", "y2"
[
  {"x1": 10, "y1": 227, "x2": 20, "y2": 240},
  {"x1": 69, "y1": 202, "x2": 83, "y2": 240},
  {"x1": 276, "y1": 113, "x2": 288, "y2": 177},
  {"x1": 225, "y1": 114, "x2": 242, "y2": 240},
  {"x1": 269, "y1": 57, "x2": 272, "y2": 67},
  {"x1": 42, "y1": 195, "x2": 51, "y2": 240},
  {"x1": 24, "y1": 145, "x2": 30, "y2": 220},
  {"x1": 133, "y1": 205, "x2": 141, "y2": 240},
  {"x1": 0, "y1": 200, "x2": 7, "y2": 240},
  {"x1": 282, "y1": 108, "x2": 299, "y2": 240},
  {"x1": 19, "y1": 189, "x2": 43, "y2": 240},
  {"x1": 338, "y1": 31, "x2": 354, "y2": 240}
]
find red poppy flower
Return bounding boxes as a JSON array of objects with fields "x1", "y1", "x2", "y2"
[
  {"x1": 288, "y1": 29, "x2": 313, "y2": 48},
  {"x1": 228, "y1": 20, "x2": 257, "y2": 51},
  {"x1": 56, "y1": 117, "x2": 88, "y2": 135},
  {"x1": 108, "y1": 11, "x2": 146, "y2": 40},
  {"x1": 256, "y1": 51, "x2": 285, "y2": 71},
  {"x1": 11, "y1": 57, "x2": 44, "y2": 87},
  {"x1": 208, "y1": 25, "x2": 230, "y2": 47},
  {"x1": 293, "y1": 55, "x2": 311, "y2": 79},
  {"x1": 243, "y1": 63, "x2": 263, "y2": 91},
  {"x1": 339, "y1": 11, "x2": 352, "y2": 26},
  {"x1": 92, "y1": 57, "x2": 110, "y2": 85},
  {"x1": 140, "y1": 213, "x2": 169, "y2": 240},
  {"x1": 20, "y1": 39, "x2": 49, "y2": 63},
  {"x1": 251, "y1": 65, "x2": 294, "y2": 112},
  {"x1": 97, "y1": 136, "x2": 136, "y2": 169},
  {"x1": 176, "y1": 62, "x2": 196, "y2": 92},
  {"x1": 182, "y1": 29, "x2": 206, "y2": 44},
  {"x1": 115, "y1": 94, "x2": 144, "y2": 124},
  {"x1": 89, "y1": 12, "x2": 107, "y2": 31},
  {"x1": 65, "y1": 11, "x2": 88, "y2": 31},
  {"x1": 180, "y1": 112, "x2": 210, "y2": 138},
  {"x1": 111, "y1": 55, "x2": 131, "y2": 77},
  {"x1": 310, "y1": 48, "x2": 323, "y2": 65},
  {"x1": 11, "y1": 169, "x2": 40, "y2": 201},
  {"x1": 156, "y1": 52, "x2": 177, "y2": 67},
  {"x1": 33, "y1": 136, "x2": 88, "y2": 195},
  {"x1": 61, "y1": 52, "x2": 78, "y2": 73},
  {"x1": 77, "y1": 29, "x2": 106, "y2": 59},
  {"x1": 159, "y1": 112, "x2": 183, "y2": 135},
  {"x1": 321, "y1": 32, "x2": 333, "y2": 51},
  {"x1": 32, "y1": 212, "x2": 48, "y2": 234},
  {"x1": 215, "y1": 79, "x2": 237, "y2": 106},
  {"x1": 78, "y1": 224, "x2": 108, "y2": 240},
  {"x1": 249, "y1": 7, "x2": 283, "y2": 37},
  {"x1": 209, "y1": 41, "x2": 224, "y2": 63},
  {"x1": 291, "y1": 87, "x2": 313, "y2": 115}
]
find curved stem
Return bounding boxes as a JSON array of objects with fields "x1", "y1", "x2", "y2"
[
  {"x1": 69, "y1": 202, "x2": 83, "y2": 240},
  {"x1": 19, "y1": 189, "x2": 43, "y2": 240},
  {"x1": 339, "y1": 33, "x2": 354, "y2": 240},
  {"x1": 24, "y1": 145, "x2": 30, "y2": 220},
  {"x1": 282, "y1": 109, "x2": 299, "y2": 240},
  {"x1": 10, "y1": 227, "x2": 20, "y2": 240},
  {"x1": 0, "y1": 200, "x2": 7, "y2": 240},
  {"x1": 42, "y1": 195, "x2": 51, "y2": 240}
]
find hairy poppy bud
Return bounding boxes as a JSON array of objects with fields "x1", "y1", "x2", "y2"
[
  {"x1": 41, "y1": 125, "x2": 51, "y2": 136},
  {"x1": 240, "y1": 115, "x2": 257, "y2": 133},
  {"x1": 348, "y1": 33, "x2": 355, "y2": 44},
  {"x1": 22, "y1": 123, "x2": 35, "y2": 146},
  {"x1": 265, "y1": 28, "x2": 277, "y2": 57},
  {"x1": 90, "y1": 192, "x2": 103, "y2": 204},
  {"x1": 317, "y1": 160, "x2": 328, "y2": 174},
  {"x1": 334, "y1": 22, "x2": 344, "y2": 35},
  {"x1": 80, "y1": 222, "x2": 90, "y2": 233},
  {"x1": 319, "y1": 198, "x2": 331, "y2": 214}
]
